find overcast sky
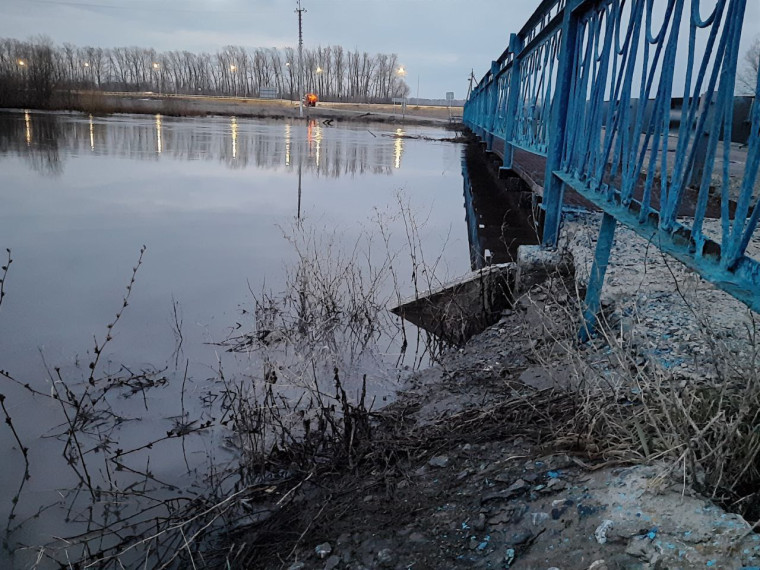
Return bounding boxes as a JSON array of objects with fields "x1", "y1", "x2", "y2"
[{"x1": 1, "y1": 0, "x2": 759, "y2": 99}]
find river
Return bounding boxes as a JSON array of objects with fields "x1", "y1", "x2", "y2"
[{"x1": 0, "y1": 110, "x2": 482, "y2": 567}]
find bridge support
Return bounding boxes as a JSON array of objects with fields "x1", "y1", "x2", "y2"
[{"x1": 580, "y1": 213, "x2": 617, "y2": 342}]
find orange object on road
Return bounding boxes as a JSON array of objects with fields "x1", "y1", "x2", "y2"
[{"x1": 305, "y1": 93, "x2": 318, "y2": 107}]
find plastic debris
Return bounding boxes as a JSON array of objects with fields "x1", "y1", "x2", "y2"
[
  {"x1": 595, "y1": 519, "x2": 614, "y2": 544},
  {"x1": 505, "y1": 548, "x2": 516, "y2": 567}
]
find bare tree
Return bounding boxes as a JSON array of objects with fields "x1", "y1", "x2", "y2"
[
  {"x1": 0, "y1": 37, "x2": 409, "y2": 105},
  {"x1": 739, "y1": 36, "x2": 760, "y2": 95}
]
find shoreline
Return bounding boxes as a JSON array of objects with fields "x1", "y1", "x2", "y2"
[{"x1": 8, "y1": 91, "x2": 465, "y2": 129}]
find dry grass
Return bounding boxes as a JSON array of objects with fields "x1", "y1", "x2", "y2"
[{"x1": 514, "y1": 264, "x2": 760, "y2": 523}]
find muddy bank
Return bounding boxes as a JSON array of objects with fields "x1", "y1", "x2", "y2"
[{"x1": 224, "y1": 274, "x2": 760, "y2": 569}]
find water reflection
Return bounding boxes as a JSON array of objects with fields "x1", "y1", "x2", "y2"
[
  {"x1": 394, "y1": 128, "x2": 404, "y2": 169},
  {"x1": 24, "y1": 110, "x2": 31, "y2": 146},
  {"x1": 155, "y1": 113, "x2": 163, "y2": 154},
  {"x1": 461, "y1": 141, "x2": 541, "y2": 270},
  {"x1": 0, "y1": 111, "x2": 63, "y2": 176},
  {"x1": 0, "y1": 111, "x2": 406, "y2": 177},
  {"x1": 0, "y1": 111, "x2": 472, "y2": 567},
  {"x1": 88, "y1": 113, "x2": 95, "y2": 151}
]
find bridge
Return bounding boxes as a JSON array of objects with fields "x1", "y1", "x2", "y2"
[{"x1": 464, "y1": 0, "x2": 760, "y2": 338}]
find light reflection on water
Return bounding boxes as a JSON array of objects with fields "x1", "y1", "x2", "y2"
[
  {"x1": 0, "y1": 110, "x2": 467, "y2": 565},
  {"x1": 0, "y1": 110, "x2": 412, "y2": 176}
]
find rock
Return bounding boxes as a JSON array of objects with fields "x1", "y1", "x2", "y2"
[
  {"x1": 288, "y1": 563, "x2": 305, "y2": 570},
  {"x1": 408, "y1": 532, "x2": 427, "y2": 543},
  {"x1": 531, "y1": 512, "x2": 550, "y2": 526},
  {"x1": 480, "y1": 480, "x2": 525, "y2": 503},
  {"x1": 624, "y1": 538, "x2": 656, "y2": 562},
  {"x1": 324, "y1": 555, "x2": 341, "y2": 570},
  {"x1": 511, "y1": 502, "x2": 529, "y2": 524},
  {"x1": 315, "y1": 542, "x2": 333, "y2": 559},
  {"x1": 376, "y1": 548, "x2": 396, "y2": 567},
  {"x1": 595, "y1": 520, "x2": 614, "y2": 545},
  {"x1": 518, "y1": 367, "x2": 558, "y2": 390},
  {"x1": 428, "y1": 455, "x2": 450, "y2": 468},
  {"x1": 588, "y1": 561, "x2": 608, "y2": 570},
  {"x1": 472, "y1": 512, "x2": 487, "y2": 531},
  {"x1": 543, "y1": 478, "x2": 567, "y2": 492},
  {"x1": 487, "y1": 509, "x2": 513, "y2": 525},
  {"x1": 506, "y1": 530, "x2": 534, "y2": 546},
  {"x1": 551, "y1": 499, "x2": 573, "y2": 520}
]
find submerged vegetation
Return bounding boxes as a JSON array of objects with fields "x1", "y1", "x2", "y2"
[{"x1": 0, "y1": 197, "x2": 458, "y2": 568}]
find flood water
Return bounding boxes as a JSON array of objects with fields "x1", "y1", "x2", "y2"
[
  {"x1": 0, "y1": 110, "x2": 482, "y2": 565},
  {"x1": 0, "y1": 110, "x2": 471, "y2": 379}
]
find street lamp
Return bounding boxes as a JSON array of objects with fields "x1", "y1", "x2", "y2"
[
  {"x1": 230, "y1": 65, "x2": 237, "y2": 97},
  {"x1": 152, "y1": 62, "x2": 161, "y2": 94},
  {"x1": 397, "y1": 66, "x2": 406, "y2": 77},
  {"x1": 17, "y1": 59, "x2": 26, "y2": 67},
  {"x1": 285, "y1": 62, "x2": 293, "y2": 100},
  {"x1": 83, "y1": 62, "x2": 92, "y2": 88}
]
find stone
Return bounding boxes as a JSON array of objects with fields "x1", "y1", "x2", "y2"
[
  {"x1": 472, "y1": 512, "x2": 487, "y2": 531},
  {"x1": 288, "y1": 563, "x2": 305, "y2": 570},
  {"x1": 531, "y1": 512, "x2": 550, "y2": 526},
  {"x1": 428, "y1": 455, "x2": 450, "y2": 468},
  {"x1": 457, "y1": 469, "x2": 472, "y2": 480},
  {"x1": 543, "y1": 478, "x2": 567, "y2": 492},
  {"x1": 487, "y1": 510, "x2": 513, "y2": 525},
  {"x1": 315, "y1": 542, "x2": 333, "y2": 559},
  {"x1": 506, "y1": 530, "x2": 534, "y2": 546},
  {"x1": 324, "y1": 555, "x2": 341, "y2": 570},
  {"x1": 376, "y1": 548, "x2": 396, "y2": 567}
]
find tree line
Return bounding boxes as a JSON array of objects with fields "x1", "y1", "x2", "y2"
[{"x1": 0, "y1": 36, "x2": 410, "y2": 108}]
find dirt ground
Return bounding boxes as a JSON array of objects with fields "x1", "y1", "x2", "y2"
[{"x1": 227, "y1": 283, "x2": 760, "y2": 570}]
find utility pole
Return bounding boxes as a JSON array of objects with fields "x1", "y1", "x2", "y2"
[{"x1": 296, "y1": 0, "x2": 306, "y2": 118}]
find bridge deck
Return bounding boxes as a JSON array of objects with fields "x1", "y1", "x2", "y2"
[{"x1": 489, "y1": 139, "x2": 747, "y2": 219}]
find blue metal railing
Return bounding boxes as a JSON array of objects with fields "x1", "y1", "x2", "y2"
[{"x1": 465, "y1": 0, "x2": 760, "y2": 335}]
